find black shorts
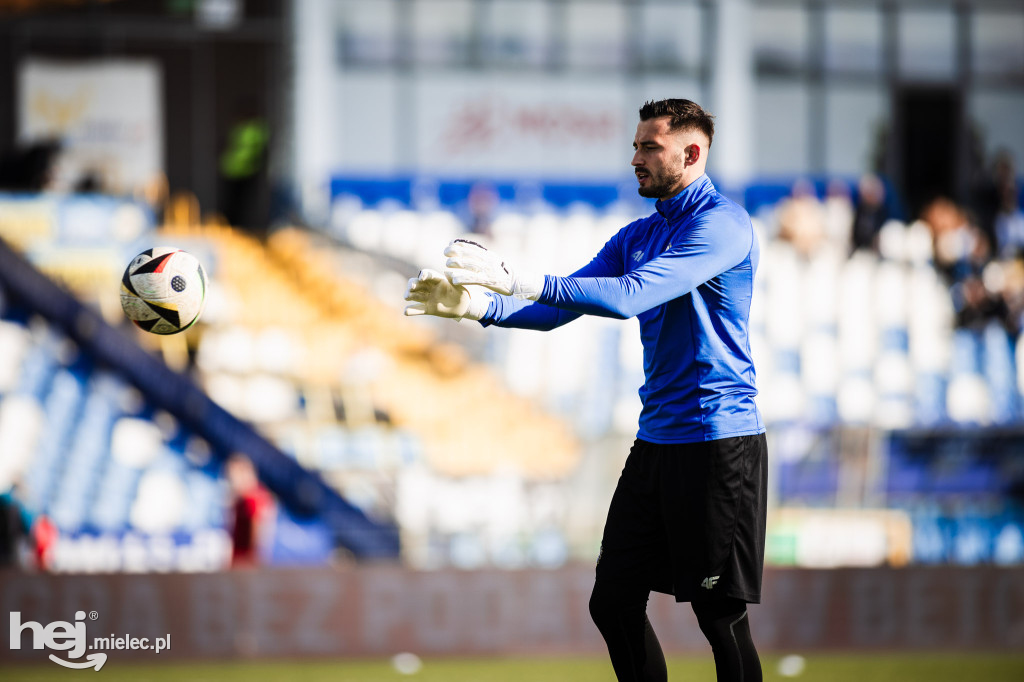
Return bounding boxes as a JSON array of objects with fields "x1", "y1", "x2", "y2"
[{"x1": 595, "y1": 434, "x2": 768, "y2": 604}]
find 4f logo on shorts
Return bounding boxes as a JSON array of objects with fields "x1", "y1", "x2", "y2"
[{"x1": 700, "y1": 575, "x2": 720, "y2": 590}]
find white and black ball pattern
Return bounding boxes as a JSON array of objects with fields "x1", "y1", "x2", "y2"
[{"x1": 120, "y1": 246, "x2": 207, "y2": 335}]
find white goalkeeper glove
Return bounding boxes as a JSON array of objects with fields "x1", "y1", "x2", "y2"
[
  {"x1": 443, "y1": 238, "x2": 545, "y2": 301},
  {"x1": 403, "y1": 269, "x2": 489, "y2": 321}
]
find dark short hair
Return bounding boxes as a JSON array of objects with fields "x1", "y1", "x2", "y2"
[{"x1": 638, "y1": 99, "x2": 715, "y2": 147}]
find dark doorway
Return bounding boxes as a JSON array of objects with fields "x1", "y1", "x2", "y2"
[{"x1": 895, "y1": 87, "x2": 963, "y2": 219}]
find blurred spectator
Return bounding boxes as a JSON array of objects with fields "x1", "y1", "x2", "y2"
[
  {"x1": 219, "y1": 98, "x2": 270, "y2": 234},
  {"x1": 922, "y1": 197, "x2": 989, "y2": 285},
  {"x1": 73, "y1": 169, "x2": 105, "y2": 194},
  {"x1": 226, "y1": 453, "x2": 274, "y2": 567},
  {"x1": 850, "y1": 173, "x2": 890, "y2": 253},
  {"x1": 466, "y1": 182, "x2": 498, "y2": 236},
  {"x1": 993, "y1": 259, "x2": 1024, "y2": 336},
  {"x1": 996, "y1": 209, "x2": 1024, "y2": 260},
  {"x1": 823, "y1": 178, "x2": 854, "y2": 248},
  {"x1": 971, "y1": 148, "x2": 1014, "y2": 251},
  {"x1": 991, "y1": 152, "x2": 1024, "y2": 259},
  {"x1": 32, "y1": 515, "x2": 58, "y2": 571},
  {"x1": 952, "y1": 274, "x2": 1007, "y2": 331},
  {"x1": 0, "y1": 140, "x2": 60, "y2": 192},
  {"x1": 922, "y1": 194, "x2": 1020, "y2": 422},
  {"x1": 0, "y1": 485, "x2": 31, "y2": 568},
  {"x1": 777, "y1": 178, "x2": 826, "y2": 256}
]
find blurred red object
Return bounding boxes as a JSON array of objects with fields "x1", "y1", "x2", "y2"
[
  {"x1": 226, "y1": 453, "x2": 273, "y2": 567},
  {"x1": 32, "y1": 515, "x2": 58, "y2": 571}
]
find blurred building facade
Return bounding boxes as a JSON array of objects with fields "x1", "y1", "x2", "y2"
[
  {"x1": 293, "y1": 0, "x2": 1024, "y2": 219},
  {"x1": 2, "y1": 1, "x2": 1022, "y2": 222}
]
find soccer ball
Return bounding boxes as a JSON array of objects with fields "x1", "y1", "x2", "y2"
[{"x1": 120, "y1": 247, "x2": 207, "y2": 335}]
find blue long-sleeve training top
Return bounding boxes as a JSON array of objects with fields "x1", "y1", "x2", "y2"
[{"x1": 478, "y1": 174, "x2": 765, "y2": 444}]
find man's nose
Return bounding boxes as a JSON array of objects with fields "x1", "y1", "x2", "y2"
[{"x1": 631, "y1": 151, "x2": 643, "y2": 167}]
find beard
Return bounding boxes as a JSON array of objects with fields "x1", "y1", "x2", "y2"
[{"x1": 636, "y1": 166, "x2": 684, "y2": 199}]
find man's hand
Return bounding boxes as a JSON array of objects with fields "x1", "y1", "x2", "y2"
[
  {"x1": 444, "y1": 238, "x2": 544, "y2": 301},
  {"x1": 404, "y1": 269, "x2": 488, "y2": 320}
]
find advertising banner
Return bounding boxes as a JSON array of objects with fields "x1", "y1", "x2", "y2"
[
  {"x1": 18, "y1": 59, "x2": 164, "y2": 195},
  {"x1": 412, "y1": 74, "x2": 631, "y2": 179},
  {"x1": 3, "y1": 564, "x2": 1022, "y2": 668}
]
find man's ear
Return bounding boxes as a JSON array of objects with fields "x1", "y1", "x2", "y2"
[{"x1": 685, "y1": 143, "x2": 701, "y2": 166}]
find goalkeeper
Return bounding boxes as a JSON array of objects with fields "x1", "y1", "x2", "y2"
[{"x1": 405, "y1": 99, "x2": 766, "y2": 682}]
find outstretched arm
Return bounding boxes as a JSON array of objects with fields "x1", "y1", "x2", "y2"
[
  {"x1": 447, "y1": 236, "x2": 625, "y2": 331},
  {"x1": 538, "y1": 215, "x2": 753, "y2": 319},
  {"x1": 449, "y1": 212, "x2": 752, "y2": 324}
]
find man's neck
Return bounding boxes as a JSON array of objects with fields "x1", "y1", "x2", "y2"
[{"x1": 659, "y1": 171, "x2": 706, "y2": 201}]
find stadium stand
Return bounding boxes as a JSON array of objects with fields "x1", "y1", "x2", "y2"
[
  {"x1": 0, "y1": 189, "x2": 583, "y2": 572},
  {"x1": 1, "y1": 175, "x2": 1022, "y2": 571},
  {"x1": 321, "y1": 175, "x2": 1024, "y2": 567},
  {"x1": 0, "y1": 210, "x2": 400, "y2": 571}
]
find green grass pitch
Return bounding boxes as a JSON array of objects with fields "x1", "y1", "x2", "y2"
[{"x1": 5, "y1": 653, "x2": 1024, "y2": 682}]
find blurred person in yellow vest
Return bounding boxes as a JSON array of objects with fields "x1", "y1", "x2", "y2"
[{"x1": 219, "y1": 97, "x2": 269, "y2": 234}]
